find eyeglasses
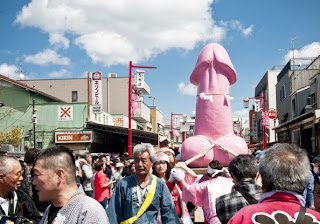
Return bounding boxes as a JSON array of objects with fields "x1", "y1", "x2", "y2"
[{"x1": 16, "y1": 170, "x2": 24, "y2": 181}]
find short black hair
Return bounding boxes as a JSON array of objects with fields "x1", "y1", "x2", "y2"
[
  {"x1": 229, "y1": 154, "x2": 258, "y2": 181},
  {"x1": 35, "y1": 146, "x2": 76, "y2": 183}
]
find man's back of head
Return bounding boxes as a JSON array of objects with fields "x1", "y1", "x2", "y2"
[
  {"x1": 259, "y1": 143, "x2": 309, "y2": 194},
  {"x1": 229, "y1": 154, "x2": 258, "y2": 182}
]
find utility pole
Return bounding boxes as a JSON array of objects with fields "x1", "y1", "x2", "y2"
[{"x1": 32, "y1": 99, "x2": 37, "y2": 148}]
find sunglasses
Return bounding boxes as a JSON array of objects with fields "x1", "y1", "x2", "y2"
[{"x1": 16, "y1": 169, "x2": 24, "y2": 181}]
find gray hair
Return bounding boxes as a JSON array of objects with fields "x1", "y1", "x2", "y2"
[
  {"x1": 259, "y1": 143, "x2": 310, "y2": 194},
  {"x1": 0, "y1": 156, "x2": 19, "y2": 175},
  {"x1": 133, "y1": 143, "x2": 155, "y2": 162}
]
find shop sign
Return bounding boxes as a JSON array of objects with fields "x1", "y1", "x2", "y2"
[
  {"x1": 55, "y1": 131, "x2": 92, "y2": 143},
  {"x1": 91, "y1": 72, "x2": 102, "y2": 113},
  {"x1": 58, "y1": 106, "x2": 73, "y2": 121}
]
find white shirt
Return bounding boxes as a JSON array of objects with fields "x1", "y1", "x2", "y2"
[{"x1": 0, "y1": 191, "x2": 18, "y2": 216}]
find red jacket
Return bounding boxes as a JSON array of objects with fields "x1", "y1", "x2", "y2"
[
  {"x1": 94, "y1": 170, "x2": 110, "y2": 202},
  {"x1": 228, "y1": 192, "x2": 320, "y2": 224}
]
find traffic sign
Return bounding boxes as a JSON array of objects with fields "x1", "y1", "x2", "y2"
[{"x1": 268, "y1": 109, "x2": 278, "y2": 119}]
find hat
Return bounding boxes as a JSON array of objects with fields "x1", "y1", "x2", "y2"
[
  {"x1": 154, "y1": 152, "x2": 169, "y2": 163},
  {"x1": 162, "y1": 148, "x2": 175, "y2": 156},
  {"x1": 115, "y1": 162, "x2": 124, "y2": 168},
  {"x1": 313, "y1": 155, "x2": 320, "y2": 163}
]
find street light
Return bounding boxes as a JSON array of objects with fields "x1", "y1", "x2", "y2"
[
  {"x1": 170, "y1": 113, "x2": 186, "y2": 148},
  {"x1": 243, "y1": 93, "x2": 266, "y2": 149},
  {"x1": 128, "y1": 61, "x2": 156, "y2": 157}
]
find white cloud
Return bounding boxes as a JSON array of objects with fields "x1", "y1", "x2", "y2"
[
  {"x1": 14, "y1": 0, "x2": 249, "y2": 67},
  {"x1": 47, "y1": 69, "x2": 72, "y2": 78},
  {"x1": 177, "y1": 82, "x2": 197, "y2": 96},
  {"x1": 220, "y1": 20, "x2": 253, "y2": 37},
  {"x1": 283, "y1": 42, "x2": 320, "y2": 63},
  {"x1": 0, "y1": 64, "x2": 19, "y2": 79},
  {"x1": 232, "y1": 109, "x2": 249, "y2": 129},
  {"x1": 24, "y1": 49, "x2": 70, "y2": 66},
  {"x1": 49, "y1": 33, "x2": 70, "y2": 49}
]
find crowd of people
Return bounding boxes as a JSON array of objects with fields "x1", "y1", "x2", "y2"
[{"x1": 1, "y1": 142, "x2": 320, "y2": 223}]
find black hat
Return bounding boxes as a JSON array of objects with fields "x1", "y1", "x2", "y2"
[{"x1": 312, "y1": 155, "x2": 320, "y2": 163}]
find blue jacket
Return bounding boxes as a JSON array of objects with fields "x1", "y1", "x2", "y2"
[{"x1": 107, "y1": 174, "x2": 179, "y2": 224}]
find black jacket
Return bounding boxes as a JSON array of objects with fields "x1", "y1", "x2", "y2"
[{"x1": 0, "y1": 189, "x2": 41, "y2": 223}]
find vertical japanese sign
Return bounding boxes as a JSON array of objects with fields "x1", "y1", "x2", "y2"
[{"x1": 91, "y1": 72, "x2": 102, "y2": 113}]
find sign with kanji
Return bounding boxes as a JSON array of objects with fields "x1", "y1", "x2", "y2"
[
  {"x1": 91, "y1": 72, "x2": 102, "y2": 113},
  {"x1": 58, "y1": 106, "x2": 73, "y2": 121},
  {"x1": 254, "y1": 99, "x2": 261, "y2": 112},
  {"x1": 268, "y1": 109, "x2": 278, "y2": 119}
]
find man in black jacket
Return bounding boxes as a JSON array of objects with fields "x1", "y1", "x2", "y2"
[{"x1": 0, "y1": 156, "x2": 40, "y2": 223}]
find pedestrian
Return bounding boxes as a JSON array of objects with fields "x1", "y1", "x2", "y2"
[
  {"x1": 314, "y1": 174, "x2": 320, "y2": 212},
  {"x1": 173, "y1": 159, "x2": 233, "y2": 224},
  {"x1": 80, "y1": 154, "x2": 94, "y2": 197},
  {"x1": 93, "y1": 160, "x2": 115, "y2": 210},
  {"x1": 215, "y1": 155, "x2": 263, "y2": 224},
  {"x1": 0, "y1": 156, "x2": 40, "y2": 223},
  {"x1": 153, "y1": 152, "x2": 195, "y2": 224},
  {"x1": 32, "y1": 146, "x2": 110, "y2": 224},
  {"x1": 228, "y1": 143, "x2": 320, "y2": 223},
  {"x1": 107, "y1": 143, "x2": 180, "y2": 223}
]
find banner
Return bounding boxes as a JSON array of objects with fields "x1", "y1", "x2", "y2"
[{"x1": 91, "y1": 72, "x2": 102, "y2": 113}]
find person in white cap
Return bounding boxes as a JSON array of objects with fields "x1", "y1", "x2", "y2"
[
  {"x1": 113, "y1": 162, "x2": 125, "y2": 187},
  {"x1": 162, "y1": 148, "x2": 177, "y2": 167},
  {"x1": 172, "y1": 159, "x2": 233, "y2": 224}
]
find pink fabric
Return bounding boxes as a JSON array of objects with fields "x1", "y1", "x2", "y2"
[
  {"x1": 94, "y1": 170, "x2": 110, "y2": 202},
  {"x1": 183, "y1": 176, "x2": 233, "y2": 224}
]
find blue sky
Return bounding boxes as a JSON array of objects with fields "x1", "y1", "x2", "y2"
[{"x1": 1, "y1": 0, "x2": 320, "y2": 127}]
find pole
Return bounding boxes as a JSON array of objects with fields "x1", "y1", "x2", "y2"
[
  {"x1": 32, "y1": 99, "x2": 36, "y2": 148},
  {"x1": 127, "y1": 62, "x2": 156, "y2": 156},
  {"x1": 171, "y1": 112, "x2": 173, "y2": 148},
  {"x1": 262, "y1": 93, "x2": 266, "y2": 149},
  {"x1": 128, "y1": 61, "x2": 133, "y2": 157},
  {"x1": 87, "y1": 72, "x2": 90, "y2": 122}
]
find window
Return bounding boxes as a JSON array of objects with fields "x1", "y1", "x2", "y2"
[
  {"x1": 292, "y1": 99, "x2": 296, "y2": 116},
  {"x1": 72, "y1": 91, "x2": 78, "y2": 102},
  {"x1": 310, "y1": 93, "x2": 316, "y2": 105},
  {"x1": 280, "y1": 84, "x2": 287, "y2": 101}
]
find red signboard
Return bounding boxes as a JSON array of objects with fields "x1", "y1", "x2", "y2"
[
  {"x1": 55, "y1": 131, "x2": 92, "y2": 143},
  {"x1": 268, "y1": 109, "x2": 278, "y2": 119}
]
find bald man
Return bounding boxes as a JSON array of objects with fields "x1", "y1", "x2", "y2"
[
  {"x1": 0, "y1": 156, "x2": 40, "y2": 223},
  {"x1": 32, "y1": 146, "x2": 109, "y2": 224}
]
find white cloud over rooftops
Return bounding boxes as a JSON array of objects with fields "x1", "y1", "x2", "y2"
[
  {"x1": 15, "y1": 0, "x2": 251, "y2": 67},
  {"x1": 0, "y1": 64, "x2": 19, "y2": 79},
  {"x1": 24, "y1": 49, "x2": 71, "y2": 66},
  {"x1": 282, "y1": 42, "x2": 320, "y2": 64}
]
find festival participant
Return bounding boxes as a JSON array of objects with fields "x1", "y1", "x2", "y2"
[
  {"x1": 215, "y1": 155, "x2": 262, "y2": 224},
  {"x1": 162, "y1": 148, "x2": 177, "y2": 167},
  {"x1": 107, "y1": 143, "x2": 179, "y2": 224},
  {"x1": 228, "y1": 143, "x2": 320, "y2": 223},
  {"x1": 79, "y1": 154, "x2": 94, "y2": 197},
  {"x1": 173, "y1": 160, "x2": 233, "y2": 224},
  {"x1": 93, "y1": 160, "x2": 115, "y2": 210},
  {"x1": 32, "y1": 146, "x2": 110, "y2": 224},
  {"x1": 0, "y1": 156, "x2": 40, "y2": 223}
]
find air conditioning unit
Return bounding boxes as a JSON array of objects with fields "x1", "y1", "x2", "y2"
[{"x1": 108, "y1": 73, "x2": 117, "y2": 78}]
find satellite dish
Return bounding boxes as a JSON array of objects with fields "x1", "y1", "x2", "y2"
[{"x1": 19, "y1": 73, "x2": 25, "y2": 79}]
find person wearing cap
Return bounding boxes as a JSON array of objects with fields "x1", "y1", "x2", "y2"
[
  {"x1": 172, "y1": 160, "x2": 233, "y2": 224},
  {"x1": 113, "y1": 162, "x2": 125, "y2": 187},
  {"x1": 162, "y1": 148, "x2": 177, "y2": 167},
  {"x1": 153, "y1": 152, "x2": 195, "y2": 224}
]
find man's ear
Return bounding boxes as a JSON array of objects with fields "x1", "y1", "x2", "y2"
[
  {"x1": 0, "y1": 174, "x2": 4, "y2": 183},
  {"x1": 56, "y1": 169, "x2": 65, "y2": 185}
]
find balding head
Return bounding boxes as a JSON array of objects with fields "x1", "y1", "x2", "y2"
[{"x1": 259, "y1": 143, "x2": 310, "y2": 194}]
